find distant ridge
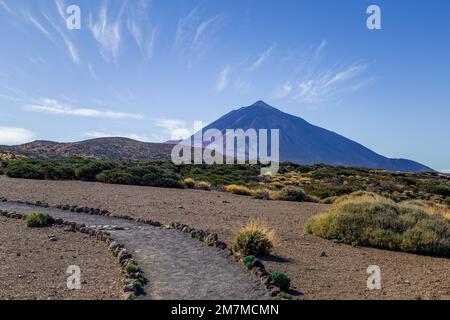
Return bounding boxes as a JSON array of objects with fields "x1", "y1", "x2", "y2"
[{"x1": 0, "y1": 137, "x2": 173, "y2": 161}]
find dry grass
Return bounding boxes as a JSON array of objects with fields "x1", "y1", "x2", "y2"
[
  {"x1": 183, "y1": 177, "x2": 196, "y2": 188},
  {"x1": 402, "y1": 200, "x2": 450, "y2": 220},
  {"x1": 333, "y1": 191, "x2": 388, "y2": 206},
  {"x1": 224, "y1": 184, "x2": 254, "y2": 196},
  {"x1": 195, "y1": 181, "x2": 212, "y2": 191},
  {"x1": 232, "y1": 219, "x2": 276, "y2": 256}
]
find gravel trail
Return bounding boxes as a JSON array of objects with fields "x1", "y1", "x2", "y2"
[{"x1": 0, "y1": 202, "x2": 267, "y2": 300}]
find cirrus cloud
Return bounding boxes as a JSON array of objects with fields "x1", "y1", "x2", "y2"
[{"x1": 24, "y1": 99, "x2": 144, "y2": 120}]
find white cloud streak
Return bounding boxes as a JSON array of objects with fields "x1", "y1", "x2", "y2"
[
  {"x1": 248, "y1": 44, "x2": 276, "y2": 71},
  {"x1": 24, "y1": 99, "x2": 144, "y2": 120},
  {"x1": 274, "y1": 41, "x2": 374, "y2": 104},
  {"x1": 174, "y1": 7, "x2": 223, "y2": 68},
  {"x1": 215, "y1": 65, "x2": 230, "y2": 92},
  {"x1": 0, "y1": 127, "x2": 35, "y2": 145},
  {"x1": 89, "y1": 3, "x2": 123, "y2": 64},
  {"x1": 0, "y1": 0, "x2": 17, "y2": 16},
  {"x1": 193, "y1": 15, "x2": 220, "y2": 44}
]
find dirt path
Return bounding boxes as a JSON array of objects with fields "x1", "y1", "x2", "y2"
[
  {"x1": 1, "y1": 176, "x2": 449, "y2": 300},
  {"x1": 0, "y1": 201, "x2": 267, "y2": 300},
  {"x1": 0, "y1": 216, "x2": 123, "y2": 300}
]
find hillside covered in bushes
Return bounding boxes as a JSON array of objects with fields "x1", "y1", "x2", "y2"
[{"x1": 1, "y1": 158, "x2": 449, "y2": 206}]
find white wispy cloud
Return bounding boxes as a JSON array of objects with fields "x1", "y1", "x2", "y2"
[
  {"x1": 274, "y1": 82, "x2": 293, "y2": 98},
  {"x1": 0, "y1": 127, "x2": 35, "y2": 145},
  {"x1": 174, "y1": 7, "x2": 223, "y2": 68},
  {"x1": 174, "y1": 7, "x2": 198, "y2": 51},
  {"x1": 88, "y1": 63, "x2": 97, "y2": 79},
  {"x1": 0, "y1": 0, "x2": 17, "y2": 16},
  {"x1": 24, "y1": 99, "x2": 144, "y2": 120},
  {"x1": 28, "y1": 56, "x2": 48, "y2": 70},
  {"x1": 215, "y1": 65, "x2": 230, "y2": 92},
  {"x1": 146, "y1": 27, "x2": 158, "y2": 59},
  {"x1": 89, "y1": 3, "x2": 123, "y2": 64},
  {"x1": 274, "y1": 41, "x2": 374, "y2": 104},
  {"x1": 84, "y1": 131, "x2": 151, "y2": 142},
  {"x1": 0, "y1": 94, "x2": 21, "y2": 102},
  {"x1": 294, "y1": 63, "x2": 369, "y2": 102},
  {"x1": 155, "y1": 119, "x2": 193, "y2": 140},
  {"x1": 126, "y1": 1, "x2": 158, "y2": 60},
  {"x1": 193, "y1": 15, "x2": 220, "y2": 44},
  {"x1": 25, "y1": 12, "x2": 54, "y2": 41},
  {"x1": 23, "y1": 3, "x2": 81, "y2": 65},
  {"x1": 248, "y1": 44, "x2": 276, "y2": 71}
]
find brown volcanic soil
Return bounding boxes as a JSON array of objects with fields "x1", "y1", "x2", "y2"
[
  {"x1": 0, "y1": 175, "x2": 449, "y2": 300},
  {"x1": 0, "y1": 215, "x2": 123, "y2": 300}
]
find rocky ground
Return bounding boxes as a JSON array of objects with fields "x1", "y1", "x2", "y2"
[
  {"x1": 0, "y1": 175, "x2": 449, "y2": 300},
  {"x1": 0, "y1": 216, "x2": 123, "y2": 300}
]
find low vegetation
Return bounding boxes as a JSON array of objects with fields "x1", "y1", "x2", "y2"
[
  {"x1": 270, "y1": 271, "x2": 291, "y2": 291},
  {"x1": 224, "y1": 184, "x2": 254, "y2": 196},
  {"x1": 2, "y1": 159, "x2": 450, "y2": 206},
  {"x1": 242, "y1": 255, "x2": 255, "y2": 270},
  {"x1": 25, "y1": 212, "x2": 55, "y2": 228},
  {"x1": 305, "y1": 192, "x2": 450, "y2": 257},
  {"x1": 232, "y1": 220, "x2": 275, "y2": 256}
]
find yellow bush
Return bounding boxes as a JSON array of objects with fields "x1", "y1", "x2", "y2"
[
  {"x1": 183, "y1": 177, "x2": 196, "y2": 188},
  {"x1": 224, "y1": 184, "x2": 254, "y2": 196},
  {"x1": 233, "y1": 220, "x2": 275, "y2": 256},
  {"x1": 195, "y1": 181, "x2": 212, "y2": 191},
  {"x1": 402, "y1": 200, "x2": 450, "y2": 220},
  {"x1": 306, "y1": 194, "x2": 450, "y2": 257},
  {"x1": 333, "y1": 191, "x2": 388, "y2": 206}
]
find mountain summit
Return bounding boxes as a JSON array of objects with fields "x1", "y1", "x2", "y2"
[{"x1": 201, "y1": 101, "x2": 433, "y2": 172}]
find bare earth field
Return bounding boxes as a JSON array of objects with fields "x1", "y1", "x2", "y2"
[
  {"x1": 0, "y1": 175, "x2": 449, "y2": 300},
  {"x1": 0, "y1": 215, "x2": 123, "y2": 300}
]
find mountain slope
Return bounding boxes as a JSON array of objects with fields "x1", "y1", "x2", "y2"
[
  {"x1": 200, "y1": 101, "x2": 433, "y2": 172},
  {"x1": 1, "y1": 138, "x2": 173, "y2": 161}
]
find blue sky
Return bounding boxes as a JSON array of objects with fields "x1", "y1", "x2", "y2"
[{"x1": 0, "y1": 0, "x2": 449, "y2": 171}]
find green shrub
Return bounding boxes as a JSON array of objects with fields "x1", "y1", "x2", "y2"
[
  {"x1": 25, "y1": 212, "x2": 54, "y2": 228},
  {"x1": 125, "y1": 262, "x2": 140, "y2": 274},
  {"x1": 75, "y1": 161, "x2": 115, "y2": 181},
  {"x1": 233, "y1": 221, "x2": 274, "y2": 256},
  {"x1": 270, "y1": 272, "x2": 291, "y2": 291},
  {"x1": 306, "y1": 196, "x2": 450, "y2": 257},
  {"x1": 277, "y1": 187, "x2": 309, "y2": 202},
  {"x1": 169, "y1": 220, "x2": 179, "y2": 228},
  {"x1": 5, "y1": 161, "x2": 45, "y2": 179},
  {"x1": 132, "y1": 280, "x2": 144, "y2": 295},
  {"x1": 276, "y1": 292, "x2": 294, "y2": 300},
  {"x1": 242, "y1": 255, "x2": 255, "y2": 269}
]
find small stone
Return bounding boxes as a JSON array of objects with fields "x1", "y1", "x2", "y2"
[
  {"x1": 123, "y1": 284, "x2": 135, "y2": 293},
  {"x1": 261, "y1": 276, "x2": 271, "y2": 286},
  {"x1": 320, "y1": 251, "x2": 327, "y2": 257},
  {"x1": 64, "y1": 226, "x2": 76, "y2": 232}
]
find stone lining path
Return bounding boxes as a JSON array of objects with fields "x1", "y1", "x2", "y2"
[{"x1": 0, "y1": 202, "x2": 267, "y2": 300}]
